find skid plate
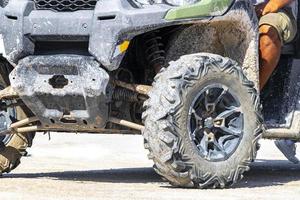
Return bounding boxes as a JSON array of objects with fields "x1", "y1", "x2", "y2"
[{"x1": 10, "y1": 55, "x2": 109, "y2": 129}]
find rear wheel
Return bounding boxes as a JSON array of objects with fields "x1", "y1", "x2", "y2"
[
  {"x1": 143, "y1": 53, "x2": 263, "y2": 188},
  {"x1": 0, "y1": 57, "x2": 34, "y2": 174}
]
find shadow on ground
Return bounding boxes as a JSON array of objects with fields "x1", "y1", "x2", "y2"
[
  {"x1": 235, "y1": 159, "x2": 300, "y2": 188},
  {"x1": 2, "y1": 159, "x2": 300, "y2": 188},
  {"x1": 3, "y1": 167, "x2": 163, "y2": 184}
]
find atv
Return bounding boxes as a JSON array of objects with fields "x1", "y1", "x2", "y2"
[{"x1": 0, "y1": 0, "x2": 299, "y2": 189}]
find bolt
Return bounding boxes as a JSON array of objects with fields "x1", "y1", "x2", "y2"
[
  {"x1": 82, "y1": 23, "x2": 88, "y2": 29},
  {"x1": 208, "y1": 132, "x2": 215, "y2": 139},
  {"x1": 214, "y1": 119, "x2": 223, "y2": 126}
]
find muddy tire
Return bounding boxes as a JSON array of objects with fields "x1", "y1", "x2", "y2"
[
  {"x1": 0, "y1": 57, "x2": 34, "y2": 174},
  {"x1": 0, "y1": 0, "x2": 9, "y2": 7},
  {"x1": 143, "y1": 53, "x2": 263, "y2": 188}
]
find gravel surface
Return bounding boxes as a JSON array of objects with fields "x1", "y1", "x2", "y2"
[{"x1": 0, "y1": 134, "x2": 300, "y2": 200}]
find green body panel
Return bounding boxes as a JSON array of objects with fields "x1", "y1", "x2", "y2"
[{"x1": 165, "y1": 0, "x2": 233, "y2": 20}]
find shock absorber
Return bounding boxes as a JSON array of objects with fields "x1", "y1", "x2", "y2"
[{"x1": 143, "y1": 31, "x2": 166, "y2": 73}]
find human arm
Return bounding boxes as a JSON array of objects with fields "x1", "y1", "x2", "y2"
[{"x1": 262, "y1": 0, "x2": 294, "y2": 15}]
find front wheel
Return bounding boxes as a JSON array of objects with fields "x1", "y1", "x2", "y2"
[
  {"x1": 142, "y1": 53, "x2": 263, "y2": 188},
  {"x1": 0, "y1": 58, "x2": 34, "y2": 174}
]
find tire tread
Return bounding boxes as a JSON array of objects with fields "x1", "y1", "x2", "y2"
[{"x1": 143, "y1": 53, "x2": 263, "y2": 188}]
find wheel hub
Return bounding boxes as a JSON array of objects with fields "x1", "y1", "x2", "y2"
[{"x1": 204, "y1": 117, "x2": 214, "y2": 129}]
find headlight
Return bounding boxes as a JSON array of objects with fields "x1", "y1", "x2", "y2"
[{"x1": 133, "y1": 0, "x2": 201, "y2": 6}]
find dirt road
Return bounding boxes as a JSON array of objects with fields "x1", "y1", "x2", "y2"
[{"x1": 0, "y1": 133, "x2": 300, "y2": 200}]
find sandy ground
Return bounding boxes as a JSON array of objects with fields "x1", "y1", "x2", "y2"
[{"x1": 0, "y1": 134, "x2": 299, "y2": 200}]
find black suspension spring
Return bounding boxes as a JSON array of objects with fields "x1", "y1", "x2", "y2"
[
  {"x1": 143, "y1": 31, "x2": 166, "y2": 72},
  {"x1": 112, "y1": 87, "x2": 140, "y2": 102}
]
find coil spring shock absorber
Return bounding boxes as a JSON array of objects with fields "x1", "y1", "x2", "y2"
[{"x1": 143, "y1": 31, "x2": 166, "y2": 73}]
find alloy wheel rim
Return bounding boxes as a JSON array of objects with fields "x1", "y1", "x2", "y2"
[{"x1": 188, "y1": 84, "x2": 244, "y2": 162}]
